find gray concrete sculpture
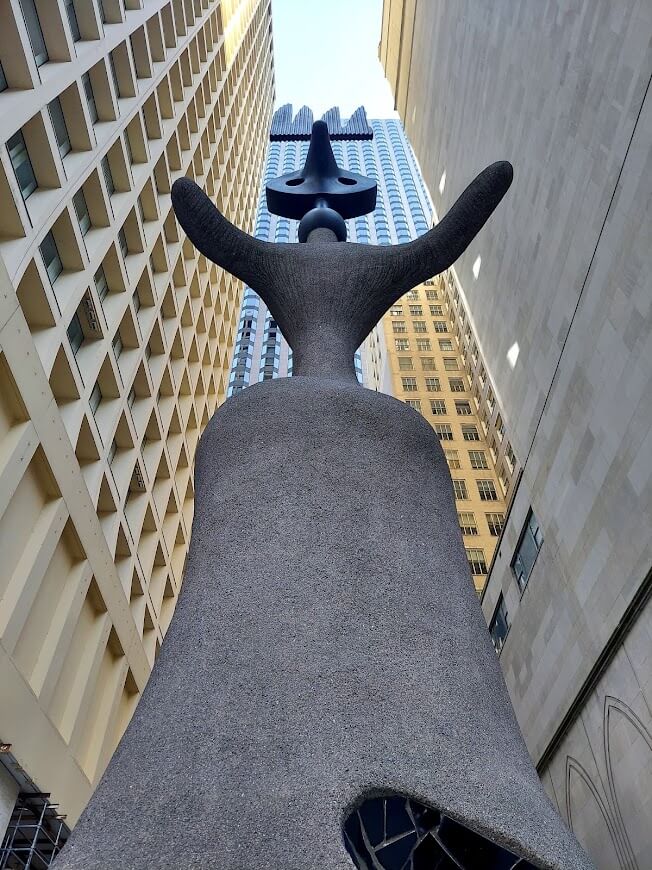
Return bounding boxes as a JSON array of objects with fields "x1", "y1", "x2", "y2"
[{"x1": 53, "y1": 125, "x2": 594, "y2": 869}]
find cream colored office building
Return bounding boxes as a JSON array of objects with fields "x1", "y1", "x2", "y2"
[
  {"x1": 381, "y1": 1, "x2": 652, "y2": 867},
  {"x1": 0, "y1": 0, "x2": 274, "y2": 854}
]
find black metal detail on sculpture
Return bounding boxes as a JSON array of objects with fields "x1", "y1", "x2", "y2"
[
  {"x1": 51, "y1": 120, "x2": 595, "y2": 870},
  {"x1": 266, "y1": 120, "x2": 376, "y2": 242},
  {"x1": 345, "y1": 795, "x2": 538, "y2": 869}
]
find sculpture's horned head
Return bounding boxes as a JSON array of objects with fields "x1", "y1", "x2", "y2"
[{"x1": 171, "y1": 122, "x2": 512, "y2": 382}]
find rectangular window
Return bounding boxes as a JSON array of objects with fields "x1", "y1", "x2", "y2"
[
  {"x1": 430, "y1": 399, "x2": 446, "y2": 415},
  {"x1": 455, "y1": 400, "x2": 472, "y2": 416},
  {"x1": 505, "y1": 442, "x2": 516, "y2": 471},
  {"x1": 101, "y1": 155, "x2": 115, "y2": 196},
  {"x1": 468, "y1": 450, "x2": 488, "y2": 470},
  {"x1": 108, "y1": 439, "x2": 117, "y2": 464},
  {"x1": 73, "y1": 188, "x2": 91, "y2": 235},
  {"x1": 439, "y1": 339, "x2": 453, "y2": 351},
  {"x1": 512, "y1": 509, "x2": 543, "y2": 592},
  {"x1": 112, "y1": 332, "x2": 123, "y2": 359},
  {"x1": 409, "y1": 304, "x2": 422, "y2": 316},
  {"x1": 413, "y1": 320, "x2": 427, "y2": 333},
  {"x1": 392, "y1": 321, "x2": 406, "y2": 334},
  {"x1": 462, "y1": 425, "x2": 479, "y2": 441},
  {"x1": 486, "y1": 512, "x2": 505, "y2": 537},
  {"x1": 406, "y1": 290, "x2": 419, "y2": 300},
  {"x1": 434, "y1": 424, "x2": 453, "y2": 441},
  {"x1": 82, "y1": 71, "x2": 98, "y2": 123},
  {"x1": 49, "y1": 98, "x2": 71, "y2": 157},
  {"x1": 449, "y1": 378, "x2": 465, "y2": 392},
  {"x1": 421, "y1": 357, "x2": 436, "y2": 371},
  {"x1": 40, "y1": 232, "x2": 63, "y2": 284},
  {"x1": 425, "y1": 289, "x2": 437, "y2": 300},
  {"x1": 398, "y1": 357, "x2": 413, "y2": 371},
  {"x1": 496, "y1": 414, "x2": 505, "y2": 440},
  {"x1": 394, "y1": 339, "x2": 409, "y2": 351},
  {"x1": 128, "y1": 386, "x2": 136, "y2": 407},
  {"x1": 489, "y1": 594, "x2": 510, "y2": 653},
  {"x1": 429, "y1": 304, "x2": 443, "y2": 316},
  {"x1": 7, "y1": 131, "x2": 37, "y2": 201},
  {"x1": 479, "y1": 365, "x2": 487, "y2": 386},
  {"x1": 67, "y1": 313, "x2": 84, "y2": 354},
  {"x1": 21, "y1": 0, "x2": 48, "y2": 66},
  {"x1": 424, "y1": 377, "x2": 440, "y2": 392},
  {"x1": 64, "y1": 0, "x2": 81, "y2": 41},
  {"x1": 466, "y1": 547, "x2": 486, "y2": 574},
  {"x1": 118, "y1": 226, "x2": 128, "y2": 257},
  {"x1": 443, "y1": 357, "x2": 458, "y2": 371},
  {"x1": 433, "y1": 320, "x2": 447, "y2": 333},
  {"x1": 453, "y1": 479, "x2": 468, "y2": 500},
  {"x1": 401, "y1": 377, "x2": 417, "y2": 392},
  {"x1": 405, "y1": 399, "x2": 421, "y2": 411},
  {"x1": 390, "y1": 305, "x2": 403, "y2": 316},
  {"x1": 477, "y1": 479, "x2": 498, "y2": 501},
  {"x1": 89, "y1": 381, "x2": 102, "y2": 413},
  {"x1": 416, "y1": 338, "x2": 431, "y2": 351},
  {"x1": 132, "y1": 288, "x2": 141, "y2": 312},
  {"x1": 95, "y1": 265, "x2": 109, "y2": 301},
  {"x1": 445, "y1": 450, "x2": 460, "y2": 470},
  {"x1": 458, "y1": 512, "x2": 477, "y2": 535}
]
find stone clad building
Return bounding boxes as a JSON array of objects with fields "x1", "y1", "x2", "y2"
[
  {"x1": 0, "y1": 0, "x2": 274, "y2": 860},
  {"x1": 381, "y1": 1, "x2": 652, "y2": 867}
]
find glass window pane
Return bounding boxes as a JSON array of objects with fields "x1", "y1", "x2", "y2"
[
  {"x1": 73, "y1": 189, "x2": 91, "y2": 235},
  {"x1": 67, "y1": 313, "x2": 84, "y2": 354},
  {"x1": 94, "y1": 266, "x2": 109, "y2": 301},
  {"x1": 20, "y1": 0, "x2": 48, "y2": 66},
  {"x1": 40, "y1": 231, "x2": 63, "y2": 283},
  {"x1": 7, "y1": 131, "x2": 37, "y2": 201},
  {"x1": 49, "y1": 98, "x2": 71, "y2": 157},
  {"x1": 82, "y1": 72, "x2": 98, "y2": 123},
  {"x1": 64, "y1": 0, "x2": 81, "y2": 41}
]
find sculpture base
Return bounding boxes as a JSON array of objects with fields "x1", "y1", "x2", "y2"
[{"x1": 54, "y1": 378, "x2": 593, "y2": 869}]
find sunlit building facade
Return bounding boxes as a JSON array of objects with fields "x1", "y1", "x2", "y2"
[
  {"x1": 381, "y1": 1, "x2": 652, "y2": 866},
  {"x1": 0, "y1": 0, "x2": 274, "y2": 858}
]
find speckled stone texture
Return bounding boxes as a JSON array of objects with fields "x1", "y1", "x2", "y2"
[{"x1": 53, "y1": 165, "x2": 593, "y2": 869}]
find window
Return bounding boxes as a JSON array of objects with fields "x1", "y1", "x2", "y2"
[
  {"x1": 73, "y1": 189, "x2": 91, "y2": 235},
  {"x1": 7, "y1": 131, "x2": 37, "y2": 201},
  {"x1": 398, "y1": 357, "x2": 413, "y2": 371},
  {"x1": 82, "y1": 72, "x2": 98, "y2": 123},
  {"x1": 479, "y1": 365, "x2": 487, "y2": 387},
  {"x1": 455, "y1": 401, "x2": 472, "y2": 416},
  {"x1": 433, "y1": 320, "x2": 447, "y2": 333},
  {"x1": 132, "y1": 288, "x2": 141, "y2": 312},
  {"x1": 49, "y1": 98, "x2": 71, "y2": 157},
  {"x1": 409, "y1": 304, "x2": 422, "y2": 316},
  {"x1": 453, "y1": 479, "x2": 468, "y2": 500},
  {"x1": 439, "y1": 339, "x2": 453, "y2": 351},
  {"x1": 413, "y1": 320, "x2": 427, "y2": 333},
  {"x1": 443, "y1": 357, "x2": 458, "y2": 371},
  {"x1": 64, "y1": 0, "x2": 81, "y2": 41},
  {"x1": 445, "y1": 450, "x2": 460, "y2": 470},
  {"x1": 416, "y1": 338, "x2": 431, "y2": 351},
  {"x1": 21, "y1": 0, "x2": 48, "y2": 66},
  {"x1": 449, "y1": 378, "x2": 465, "y2": 392},
  {"x1": 101, "y1": 156, "x2": 115, "y2": 196},
  {"x1": 89, "y1": 381, "x2": 102, "y2": 413},
  {"x1": 112, "y1": 332, "x2": 123, "y2": 359},
  {"x1": 128, "y1": 386, "x2": 136, "y2": 408},
  {"x1": 477, "y1": 479, "x2": 498, "y2": 501},
  {"x1": 401, "y1": 377, "x2": 417, "y2": 392},
  {"x1": 462, "y1": 425, "x2": 479, "y2": 441},
  {"x1": 434, "y1": 424, "x2": 453, "y2": 441},
  {"x1": 67, "y1": 313, "x2": 84, "y2": 354},
  {"x1": 394, "y1": 339, "x2": 409, "y2": 351},
  {"x1": 489, "y1": 594, "x2": 510, "y2": 653},
  {"x1": 118, "y1": 226, "x2": 128, "y2": 258},
  {"x1": 40, "y1": 232, "x2": 63, "y2": 284},
  {"x1": 468, "y1": 450, "x2": 488, "y2": 470},
  {"x1": 466, "y1": 547, "x2": 487, "y2": 575},
  {"x1": 108, "y1": 439, "x2": 117, "y2": 465},
  {"x1": 486, "y1": 512, "x2": 505, "y2": 537},
  {"x1": 505, "y1": 442, "x2": 516, "y2": 471},
  {"x1": 458, "y1": 512, "x2": 477, "y2": 535},
  {"x1": 424, "y1": 377, "x2": 440, "y2": 392},
  {"x1": 390, "y1": 305, "x2": 402, "y2": 317},
  {"x1": 405, "y1": 399, "x2": 421, "y2": 411},
  {"x1": 392, "y1": 321, "x2": 406, "y2": 334},
  {"x1": 430, "y1": 304, "x2": 443, "y2": 316},
  {"x1": 496, "y1": 414, "x2": 505, "y2": 440},
  {"x1": 425, "y1": 289, "x2": 437, "y2": 300},
  {"x1": 430, "y1": 399, "x2": 446, "y2": 415},
  {"x1": 421, "y1": 357, "x2": 436, "y2": 371},
  {"x1": 95, "y1": 266, "x2": 109, "y2": 301},
  {"x1": 512, "y1": 510, "x2": 543, "y2": 592},
  {"x1": 486, "y1": 388, "x2": 495, "y2": 413}
]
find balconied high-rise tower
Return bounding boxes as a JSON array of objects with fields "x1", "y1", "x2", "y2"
[
  {"x1": 0, "y1": 0, "x2": 274, "y2": 859},
  {"x1": 381, "y1": 1, "x2": 652, "y2": 867}
]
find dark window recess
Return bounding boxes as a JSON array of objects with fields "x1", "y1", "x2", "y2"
[
  {"x1": 512, "y1": 509, "x2": 543, "y2": 592},
  {"x1": 67, "y1": 312, "x2": 84, "y2": 354},
  {"x1": 94, "y1": 265, "x2": 109, "y2": 301},
  {"x1": 64, "y1": 0, "x2": 81, "y2": 41},
  {"x1": 82, "y1": 72, "x2": 98, "y2": 123},
  {"x1": 49, "y1": 98, "x2": 71, "y2": 157},
  {"x1": 7, "y1": 130, "x2": 37, "y2": 201},
  {"x1": 489, "y1": 594, "x2": 510, "y2": 653},
  {"x1": 118, "y1": 227, "x2": 128, "y2": 257},
  {"x1": 73, "y1": 188, "x2": 91, "y2": 235},
  {"x1": 40, "y1": 231, "x2": 63, "y2": 284},
  {"x1": 89, "y1": 381, "x2": 102, "y2": 412},
  {"x1": 20, "y1": 0, "x2": 48, "y2": 66},
  {"x1": 101, "y1": 155, "x2": 115, "y2": 196}
]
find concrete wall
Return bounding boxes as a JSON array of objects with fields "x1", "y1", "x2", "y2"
[
  {"x1": 0, "y1": 765, "x2": 19, "y2": 846},
  {"x1": 381, "y1": 1, "x2": 652, "y2": 866}
]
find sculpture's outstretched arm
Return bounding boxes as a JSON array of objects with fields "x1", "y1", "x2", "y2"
[{"x1": 171, "y1": 177, "x2": 282, "y2": 294}]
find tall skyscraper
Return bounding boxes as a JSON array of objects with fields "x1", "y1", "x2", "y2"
[
  {"x1": 0, "y1": 0, "x2": 274, "y2": 860},
  {"x1": 230, "y1": 105, "x2": 508, "y2": 592},
  {"x1": 381, "y1": 2, "x2": 652, "y2": 867}
]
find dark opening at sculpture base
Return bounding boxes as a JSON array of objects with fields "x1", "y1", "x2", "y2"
[{"x1": 344, "y1": 794, "x2": 538, "y2": 869}]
